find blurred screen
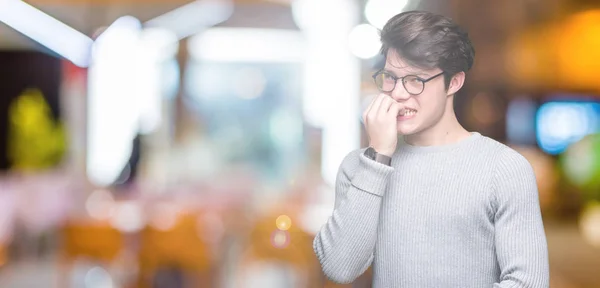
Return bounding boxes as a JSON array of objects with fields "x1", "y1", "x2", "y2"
[{"x1": 536, "y1": 97, "x2": 600, "y2": 155}]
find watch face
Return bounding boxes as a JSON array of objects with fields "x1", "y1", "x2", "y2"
[{"x1": 365, "y1": 147, "x2": 376, "y2": 159}]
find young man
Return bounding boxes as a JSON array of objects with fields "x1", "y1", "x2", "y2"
[{"x1": 313, "y1": 10, "x2": 549, "y2": 288}]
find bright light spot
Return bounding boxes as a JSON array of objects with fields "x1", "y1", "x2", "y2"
[
  {"x1": 348, "y1": 24, "x2": 381, "y2": 59},
  {"x1": 292, "y1": 0, "x2": 357, "y2": 32},
  {"x1": 293, "y1": 0, "x2": 361, "y2": 185},
  {"x1": 85, "y1": 189, "x2": 115, "y2": 220},
  {"x1": 109, "y1": 201, "x2": 144, "y2": 233},
  {"x1": 580, "y1": 202, "x2": 600, "y2": 248},
  {"x1": 188, "y1": 28, "x2": 305, "y2": 63},
  {"x1": 145, "y1": 0, "x2": 234, "y2": 40},
  {"x1": 88, "y1": 16, "x2": 177, "y2": 185},
  {"x1": 365, "y1": 0, "x2": 410, "y2": 30},
  {"x1": 536, "y1": 102, "x2": 600, "y2": 155},
  {"x1": 135, "y1": 28, "x2": 177, "y2": 134},
  {"x1": 275, "y1": 215, "x2": 292, "y2": 231},
  {"x1": 138, "y1": 27, "x2": 179, "y2": 63},
  {"x1": 0, "y1": 0, "x2": 93, "y2": 67},
  {"x1": 271, "y1": 230, "x2": 290, "y2": 249},
  {"x1": 87, "y1": 16, "x2": 142, "y2": 187},
  {"x1": 232, "y1": 67, "x2": 267, "y2": 99},
  {"x1": 84, "y1": 266, "x2": 113, "y2": 288},
  {"x1": 94, "y1": 16, "x2": 142, "y2": 48}
]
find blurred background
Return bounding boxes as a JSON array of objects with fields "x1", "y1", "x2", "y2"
[{"x1": 0, "y1": 0, "x2": 599, "y2": 287}]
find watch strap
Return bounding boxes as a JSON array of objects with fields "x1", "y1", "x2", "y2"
[
  {"x1": 375, "y1": 153, "x2": 392, "y2": 166},
  {"x1": 364, "y1": 147, "x2": 392, "y2": 166}
]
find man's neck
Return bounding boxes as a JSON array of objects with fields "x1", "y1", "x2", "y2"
[{"x1": 403, "y1": 103, "x2": 470, "y2": 147}]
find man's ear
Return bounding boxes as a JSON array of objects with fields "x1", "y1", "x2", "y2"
[{"x1": 446, "y1": 71, "x2": 465, "y2": 96}]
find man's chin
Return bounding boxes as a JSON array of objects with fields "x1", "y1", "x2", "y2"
[{"x1": 396, "y1": 122, "x2": 419, "y2": 136}]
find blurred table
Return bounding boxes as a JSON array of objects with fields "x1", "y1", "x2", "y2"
[{"x1": 545, "y1": 220, "x2": 600, "y2": 288}]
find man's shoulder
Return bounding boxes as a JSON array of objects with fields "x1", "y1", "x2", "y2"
[
  {"x1": 475, "y1": 136, "x2": 534, "y2": 177},
  {"x1": 465, "y1": 134, "x2": 533, "y2": 171}
]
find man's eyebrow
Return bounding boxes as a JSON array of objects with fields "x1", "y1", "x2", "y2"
[
  {"x1": 381, "y1": 68, "x2": 397, "y2": 76},
  {"x1": 404, "y1": 70, "x2": 430, "y2": 77},
  {"x1": 383, "y1": 68, "x2": 430, "y2": 78}
]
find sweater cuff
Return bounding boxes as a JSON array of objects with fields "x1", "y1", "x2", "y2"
[{"x1": 351, "y1": 152, "x2": 394, "y2": 197}]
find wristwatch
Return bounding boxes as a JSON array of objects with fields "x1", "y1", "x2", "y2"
[{"x1": 364, "y1": 147, "x2": 392, "y2": 166}]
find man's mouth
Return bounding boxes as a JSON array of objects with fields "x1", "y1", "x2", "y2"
[{"x1": 398, "y1": 108, "x2": 417, "y2": 117}]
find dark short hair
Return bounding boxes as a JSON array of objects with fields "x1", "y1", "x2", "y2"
[{"x1": 380, "y1": 11, "x2": 475, "y2": 87}]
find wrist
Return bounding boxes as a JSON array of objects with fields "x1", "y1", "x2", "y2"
[
  {"x1": 371, "y1": 147, "x2": 395, "y2": 157},
  {"x1": 365, "y1": 147, "x2": 392, "y2": 166}
]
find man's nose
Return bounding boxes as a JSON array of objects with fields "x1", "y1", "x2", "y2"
[{"x1": 390, "y1": 81, "x2": 411, "y2": 101}]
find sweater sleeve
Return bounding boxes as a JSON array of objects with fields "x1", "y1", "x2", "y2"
[
  {"x1": 313, "y1": 149, "x2": 394, "y2": 284},
  {"x1": 492, "y1": 148, "x2": 549, "y2": 288}
]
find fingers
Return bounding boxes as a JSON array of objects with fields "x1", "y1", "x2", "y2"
[
  {"x1": 388, "y1": 101, "x2": 401, "y2": 116},
  {"x1": 363, "y1": 94, "x2": 400, "y2": 125},
  {"x1": 378, "y1": 96, "x2": 395, "y2": 115},
  {"x1": 364, "y1": 94, "x2": 385, "y2": 123}
]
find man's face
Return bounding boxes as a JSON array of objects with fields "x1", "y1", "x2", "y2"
[{"x1": 382, "y1": 49, "x2": 449, "y2": 136}]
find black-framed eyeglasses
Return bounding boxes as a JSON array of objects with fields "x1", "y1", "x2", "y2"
[{"x1": 372, "y1": 70, "x2": 445, "y2": 95}]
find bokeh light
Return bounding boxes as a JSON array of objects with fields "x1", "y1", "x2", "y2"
[
  {"x1": 275, "y1": 215, "x2": 292, "y2": 231},
  {"x1": 271, "y1": 230, "x2": 290, "y2": 249},
  {"x1": 348, "y1": 24, "x2": 381, "y2": 59},
  {"x1": 536, "y1": 101, "x2": 600, "y2": 155},
  {"x1": 84, "y1": 266, "x2": 114, "y2": 288},
  {"x1": 561, "y1": 133, "x2": 600, "y2": 196},
  {"x1": 85, "y1": 189, "x2": 115, "y2": 220},
  {"x1": 365, "y1": 0, "x2": 410, "y2": 29},
  {"x1": 556, "y1": 10, "x2": 600, "y2": 89},
  {"x1": 109, "y1": 201, "x2": 144, "y2": 233},
  {"x1": 579, "y1": 202, "x2": 600, "y2": 248}
]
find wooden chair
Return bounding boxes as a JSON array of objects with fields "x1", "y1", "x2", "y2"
[
  {"x1": 234, "y1": 208, "x2": 323, "y2": 288},
  {"x1": 137, "y1": 212, "x2": 216, "y2": 288},
  {"x1": 59, "y1": 220, "x2": 124, "y2": 287}
]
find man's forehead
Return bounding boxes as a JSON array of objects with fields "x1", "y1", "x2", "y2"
[{"x1": 384, "y1": 50, "x2": 426, "y2": 74}]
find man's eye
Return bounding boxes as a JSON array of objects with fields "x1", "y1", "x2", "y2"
[{"x1": 403, "y1": 77, "x2": 421, "y2": 83}]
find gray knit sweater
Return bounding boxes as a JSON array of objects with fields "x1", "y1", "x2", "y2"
[{"x1": 313, "y1": 132, "x2": 549, "y2": 287}]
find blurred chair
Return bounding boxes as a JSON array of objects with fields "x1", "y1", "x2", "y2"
[
  {"x1": 59, "y1": 220, "x2": 124, "y2": 287},
  {"x1": 234, "y1": 207, "x2": 323, "y2": 288},
  {"x1": 137, "y1": 212, "x2": 216, "y2": 288}
]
